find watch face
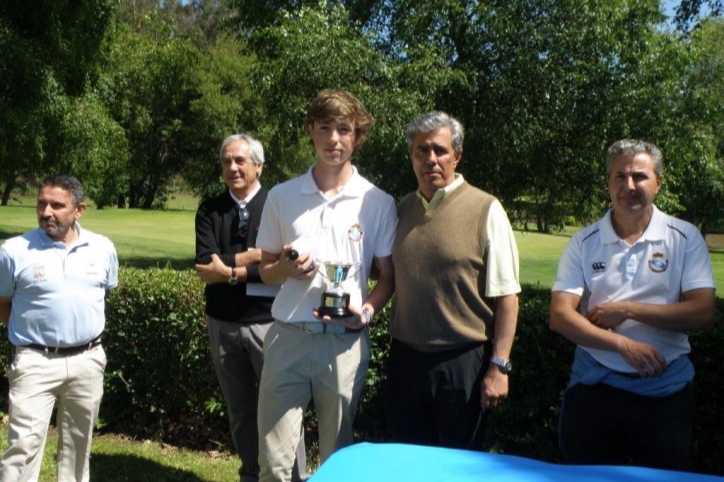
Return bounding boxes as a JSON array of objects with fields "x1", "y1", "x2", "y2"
[{"x1": 229, "y1": 277, "x2": 238, "y2": 285}]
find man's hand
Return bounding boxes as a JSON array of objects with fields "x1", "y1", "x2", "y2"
[
  {"x1": 281, "y1": 246, "x2": 319, "y2": 280},
  {"x1": 313, "y1": 304, "x2": 371, "y2": 330},
  {"x1": 618, "y1": 337, "x2": 667, "y2": 377},
  {"x1": 481, "y1": 366, "x2": 509, "y2": 410},
  {"x1": 586, "y1": 301, "x2": 630, "y2": 329},
  {"x1": 195, "y1": 253, "x2": 230, "y2": 284}
]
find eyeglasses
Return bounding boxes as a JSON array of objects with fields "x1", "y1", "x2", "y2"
[{"x1": 238, "y1": 207, "x2": 249, "y2": 237}]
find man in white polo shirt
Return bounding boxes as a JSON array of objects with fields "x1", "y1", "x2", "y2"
[
  {"x1": 550, "y1": 139, "x2": 716, "y2": 471},
  {"x1": 256, "y1": 89, "x2": 397, "y2": 482}
]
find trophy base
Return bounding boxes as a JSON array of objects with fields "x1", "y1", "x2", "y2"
[{"x1": 318, "y1": 292, "x2": 352, "y2": 318}]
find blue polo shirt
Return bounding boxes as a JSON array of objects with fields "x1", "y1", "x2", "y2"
[{"x1": 0, "y1": 224, "x2": 118, "y2": 347}]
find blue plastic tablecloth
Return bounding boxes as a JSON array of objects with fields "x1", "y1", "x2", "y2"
[{"x1": 309, "y1": 442, "x2": 724, "y2": 482}]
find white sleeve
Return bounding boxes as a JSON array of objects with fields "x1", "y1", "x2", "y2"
[
  {"x1": 256, "y1": 190, "x2": 283, "y2": 254},
  {"x1": 551, "y1": 234, "x2": 586, "y2": 296},
  {"x1": 485, "y1": 200, "x2": 521, "y2": 297}
]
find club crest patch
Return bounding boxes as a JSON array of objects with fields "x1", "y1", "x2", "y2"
[
  {"x1": 648, "y1": 252, "x2": 668, "y2": 273},
  {"x1": 32, "y1": 266, "x2": 47, "y2": 284},
  {"x1": 348, "y1": 223, "x2": 363, "y2": 243}
]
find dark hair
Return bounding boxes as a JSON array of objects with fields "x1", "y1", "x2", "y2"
[
  {"x1": 40, "y1": 175, "x2": 84, "y2": 206},
  {"x1": 306, "y1": 89, "x2": 375, "y2": 149}
]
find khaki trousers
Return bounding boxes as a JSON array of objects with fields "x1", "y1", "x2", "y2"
[
  {"x1": 0, "y1": 345, "x2": 106, "y2": 482},
  {"x1": 258, "y1": 321, "x2": 369, "y2": 482}
]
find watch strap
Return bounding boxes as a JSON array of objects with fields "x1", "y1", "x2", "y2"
[{"x1": 490, "y1": 356, "x2": 512, "y2": 374}]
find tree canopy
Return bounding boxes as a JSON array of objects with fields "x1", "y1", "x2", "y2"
[{"x1": 1, "y1": 0, "x2": 723, "y2": 233}]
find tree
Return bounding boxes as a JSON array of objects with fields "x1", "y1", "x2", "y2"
[
  {"x1": 98, "y1": 16, "x2": 199, "y2": 208},
  {"x1": 245, "y1": 5, "x2": 461, "y2": 197},
  {"x1": 180, "y1": 34, "x2": 264, "y2": 199},
  {"x1": 675, "y1": 0, "x2": 723, "y2": 30},
  {"x1": 0, "y1": 0, "x2": 118, "y2": 205},
  {"x1": 663, "y1": 19, "x2": 724, "y2": 233}
]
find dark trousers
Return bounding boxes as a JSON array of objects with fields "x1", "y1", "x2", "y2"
[
  {"x1": 386, "y1": 339, "x2": 487, "y2": 450},
  {"x1": 560, "y1": 382, "x2": 694, "y2": 471},
  {"x1": 207, "y1": 316, "x2": 307, "y2": 482}
]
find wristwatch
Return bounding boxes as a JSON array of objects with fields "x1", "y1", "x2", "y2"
[
  {"x1": 228, "y1": 267, "x2": 238, "y2": 285},
  {"x1": 490, "y1": 356, "x2": 512, "y2": 374},
  {"x1": 361, "y1": 307, "x2": 372, "y2": 326}
]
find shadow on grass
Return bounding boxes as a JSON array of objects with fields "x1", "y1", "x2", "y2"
[
  {"x1": 0, "y1": 227, "x2": 28, "y2": 243},
  {"x1": 90, "y1": 453, "x2": 208, "y2": 482}
]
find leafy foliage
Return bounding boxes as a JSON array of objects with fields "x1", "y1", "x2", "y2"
[{"x1": 0, "y1": 0, "x2": 118, "y2": 204}]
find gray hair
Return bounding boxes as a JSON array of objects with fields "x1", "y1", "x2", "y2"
[
  {"x1": 40, "y1": 175, "x2": 84, "y2": 206},
  {"x1": 605, "y1": 139, "x2": 663, "y2": 178},
  {"x1": 219, "y1": 134, "x2": 265, "y2": 167},
  {"x1": 405, "y1": 111, "x2": 464, "y2": 154}
]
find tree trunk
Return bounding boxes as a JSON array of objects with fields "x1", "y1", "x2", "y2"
[{"x1": 2, "y1": 179, "x2": 14, "y2": 206}]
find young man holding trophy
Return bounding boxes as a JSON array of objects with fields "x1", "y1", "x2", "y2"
[{"x1": 256, "y1": 89, "x2": 397, "y2": 482}]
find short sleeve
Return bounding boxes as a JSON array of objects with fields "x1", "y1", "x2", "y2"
[{"x1": 485, "y1": 200, "x2": 521, "y2": 297}]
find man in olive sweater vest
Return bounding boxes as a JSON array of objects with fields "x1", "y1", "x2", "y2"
[{"x1": 389, "y1": 112, "x2": 521, "y2": 449}]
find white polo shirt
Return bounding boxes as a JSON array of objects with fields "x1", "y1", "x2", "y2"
[
  {"x1": 257, "y1": 166, "x2": 397, "y2": 323},
  {"x1": 0, "y1": 224, "x2": 119, "y2": 347},
  {"x1": 552, "y1": 206, "x2": 715, "y2": 373}
]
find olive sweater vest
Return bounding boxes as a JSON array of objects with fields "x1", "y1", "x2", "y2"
[{"x1": 391, "y1": 182, "x2": 496, "y2": 351}]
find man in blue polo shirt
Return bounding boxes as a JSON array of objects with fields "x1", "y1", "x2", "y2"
[
  {"x1": 0, "y1": 175, "x2": 118, "y2": 482},
  {"x1": 550, "y1": 139, "x2": 716, "y2": 470}
]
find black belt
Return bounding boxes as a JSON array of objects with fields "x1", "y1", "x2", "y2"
[{"x1": 24, "y1": 336, "x2": 102, "y2": 355}]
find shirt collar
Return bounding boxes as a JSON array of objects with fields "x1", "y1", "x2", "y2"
[
  {"x1": 36, "y1": 222, "x2": 88, "y2": 249},
  {"x1": 416, "y1": 174, "x2": 465, "y2": 211},
  {"x1": 229, "y1": 182, "x2": 261, "y2": 206},
  {"x1": 300, "y1": 165, "x2": 367, "y2": 198},
  {"x1": 600, "y1": 205, "x2": 665, "y2": 244}
]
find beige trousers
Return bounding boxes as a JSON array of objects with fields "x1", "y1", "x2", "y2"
[
  {"x1": 0, "y1": 345, "x2": 106, "y2": 482},
  {"x1": 258, "y1": 321, "x2": 369, "y2": 482}
]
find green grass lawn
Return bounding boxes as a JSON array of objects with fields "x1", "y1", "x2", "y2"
[
  {"x1": 0, "y1": 202, "x2": 196, "y2": 270},
  {"x1": 0, "y1": 426, "x2": 240, "y2": 482}
]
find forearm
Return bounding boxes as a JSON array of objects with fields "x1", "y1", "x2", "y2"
[
  {"x1": 0, "y1": 297, "x2": 11, "y2": 327},
  {"x1": 614, "y1": 289, "x2": 716, "y2": 331},
  {"x1": 490, "y1": 294, "x2": 518, "y2": 359},
  {"x1": 259, "y1": 252, "x2": 287, "y2": 285},
  {"x1": 235, "y1": 249, "x2": 262, "y2": 268},
  {"x1": 551, "y1": 293, "x2": 629, "y2": 353},
  {"x1": 362, "y1": 271, "x2": 393, "y2": 317}
]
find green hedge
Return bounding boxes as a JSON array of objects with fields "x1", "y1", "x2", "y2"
[{"x1": 0, "y1": 268, "x2": 722, "y2": 475}]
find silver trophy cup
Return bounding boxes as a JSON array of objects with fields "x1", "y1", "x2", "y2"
[{"x1": 317, "y1": 262, "x2": 354, "y2": 318}]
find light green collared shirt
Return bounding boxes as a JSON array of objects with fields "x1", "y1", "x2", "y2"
[{"x1": 416, "y1": 174, "x2": 465, "y2": 211}]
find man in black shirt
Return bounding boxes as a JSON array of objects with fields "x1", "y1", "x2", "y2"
[{"x1": 195, "y1": 134, "x2": 307, "y2": 482}]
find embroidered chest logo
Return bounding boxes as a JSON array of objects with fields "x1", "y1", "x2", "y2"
[
  {"x1": 591, "y1": 261, "x2": 606, "y2": 273},
  {"x1": 648, "y1": 252, "x2": 668, "y2": 273},
  {"x1": 348, "y1": 223, "x2": 364, "y2": 243},
  {"x1": 32, "y1": 266, "x2": 47, "y2": 284}
]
